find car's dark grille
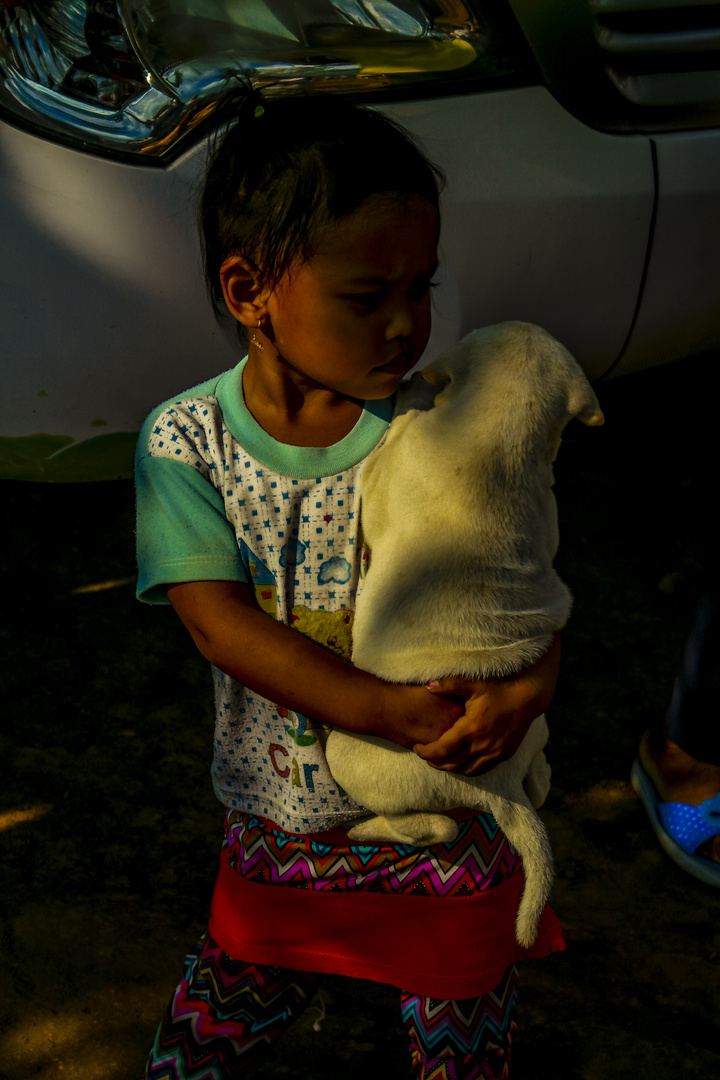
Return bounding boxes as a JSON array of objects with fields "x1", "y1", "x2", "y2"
[{"x1": 589, "y1": 0, "x2": 720, "y2": 106}]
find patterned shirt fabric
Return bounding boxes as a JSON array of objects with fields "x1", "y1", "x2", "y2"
[{"x1": 135, "y1": 357, "x2": 393, "y2": 834}]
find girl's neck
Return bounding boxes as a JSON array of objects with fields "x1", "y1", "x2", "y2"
[{"x1": 242, "y1": 353, "x2": 363, "y2": 448}]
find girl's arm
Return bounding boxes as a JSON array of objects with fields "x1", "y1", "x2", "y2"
[
  {"x1": 166, "y1": 579, "x2": 464, "y2": 748},
  {"x1": 414, "y1": 632, "x2": 561, "y2": 776}
]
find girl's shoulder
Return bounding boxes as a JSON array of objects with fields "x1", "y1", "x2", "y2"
[{"x1": 135, "y1": 365, "x2": 241, "y2": 468}]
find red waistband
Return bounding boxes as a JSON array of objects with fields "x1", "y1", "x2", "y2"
[{"x1": 209, "y1": 855, "x2": 565, "y2": 999}]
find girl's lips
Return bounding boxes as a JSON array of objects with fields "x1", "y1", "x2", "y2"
[{"x1": 375, "y1": 355, "x2": 414, "y2": 373}]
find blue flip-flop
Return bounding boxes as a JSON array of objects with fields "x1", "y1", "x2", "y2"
[{"x1": 631, "y1": 757, "x2": 720, "y2": 887}]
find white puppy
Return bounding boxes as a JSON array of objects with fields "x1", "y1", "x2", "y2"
[{"x1": 325, "y1": 322, "x2": 603, "y2": 947}]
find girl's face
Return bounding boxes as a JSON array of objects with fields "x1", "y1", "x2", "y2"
[{"x1": 263, "y1": 193, "x2": 440, "y2": 400}]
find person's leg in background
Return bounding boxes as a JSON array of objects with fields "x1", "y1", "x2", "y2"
[{"x1": 634, "y1": 587, "x2": 720, "y2": 882}]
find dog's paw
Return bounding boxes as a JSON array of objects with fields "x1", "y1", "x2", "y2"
[{"x1": 347, "y1": 813, "x2": 458, "y2": 847}]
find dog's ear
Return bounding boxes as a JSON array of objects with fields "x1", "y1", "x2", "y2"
[
  {"x1": 421, "y1": 329, "x2": 484, "y2": 388},
  {"x1": 580, "y1": 405, "x2": 605, "y2": 427},
  {"x1": 527, "y1": 325, "x2": 604, "y2": 428},
  {"x1": 568, "y1": 378, "x2": 604, "y2": 427},
  {"x1": 421, "y1": 363, "x2": 451, "y2": 388}
]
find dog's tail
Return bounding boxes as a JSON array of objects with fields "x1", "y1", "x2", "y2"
[{"x1": 486, "y1": 792, "x2": 554, "y2": 948}]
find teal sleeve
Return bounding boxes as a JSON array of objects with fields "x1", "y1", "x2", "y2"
[{"x1": 136, "y1": 454, "x2": 247, "y2": 604}]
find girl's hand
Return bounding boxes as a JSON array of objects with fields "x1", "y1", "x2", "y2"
[
  {"x1": 380, "y1": 683, "x2": 465, "y2": 749},
  {"x1": 412, "y1": 634, "x2": 561, "y2": 776}
]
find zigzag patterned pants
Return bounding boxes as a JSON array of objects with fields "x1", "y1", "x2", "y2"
[{"x1": 143, "y1": 932, "x2": 518, "y2": 1079}]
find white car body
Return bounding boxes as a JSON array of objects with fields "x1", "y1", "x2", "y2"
[{"x1": 1, "y1": 1, "x2": 719, "y2": 480}]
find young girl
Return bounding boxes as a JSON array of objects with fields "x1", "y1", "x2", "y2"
[{"x1": 136, "y1": 95, "x2": 564, "y2": 1079}]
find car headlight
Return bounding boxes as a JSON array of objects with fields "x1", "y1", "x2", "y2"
[{"x1": 0, "y1": 0, "x2": 537, "y2": 162}]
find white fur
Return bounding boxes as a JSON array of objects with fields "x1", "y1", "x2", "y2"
[{"x1": 325, "y1": 322, "x2": 603, "y2": 947}]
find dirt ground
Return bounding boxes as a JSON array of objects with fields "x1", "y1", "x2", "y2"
[{"x1": 2, "y1": 353, "x2": 719, "y2": 1079}]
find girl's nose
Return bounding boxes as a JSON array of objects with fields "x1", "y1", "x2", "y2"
[{"x1": 385, "y1": 302, "x2": 414, "y2": 341}]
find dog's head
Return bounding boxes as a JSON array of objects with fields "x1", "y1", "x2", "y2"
[{"x1": 422, "y1": 323, "x2": 604, "y2": 447}]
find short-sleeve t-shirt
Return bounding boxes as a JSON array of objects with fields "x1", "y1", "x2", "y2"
[{"x1": 135, "y1": 357, "x2": 393, "y2": 834}]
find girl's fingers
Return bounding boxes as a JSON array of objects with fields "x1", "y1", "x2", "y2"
[
  {"x1": 427, "y1": 757, "x2": 499, "y2": 777},
  {"x1": 413, "y1": 719, "x2": 518, "y2": 772},
  {"x1": 413, "y1": 715, "x2": 476, "y2": 760},
  {"x1": 414, "y1": 747, "x2": 503, "y2": 776},
  {"x1": 426, "y1": 677, "x2": 485, "y2": 697}
]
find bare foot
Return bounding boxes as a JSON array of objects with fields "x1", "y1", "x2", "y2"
[{"x1": 640, "y1": 730, "x2": 720, "y2": 862}]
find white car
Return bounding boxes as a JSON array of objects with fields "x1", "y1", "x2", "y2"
[{"x1": 2, "y1": 0, "x2": 719, "y2": 481}]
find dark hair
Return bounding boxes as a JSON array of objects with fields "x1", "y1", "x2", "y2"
[{"x1": 199, "y1": 93, "x2": 445, "y2": 316}]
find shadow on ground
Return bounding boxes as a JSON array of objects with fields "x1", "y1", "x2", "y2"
[{"x1": 1, "y1": 353, "x2": 719, "y2": 1078}]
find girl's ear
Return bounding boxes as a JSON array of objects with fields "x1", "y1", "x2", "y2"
[{"x1": 219, "y1": 255, "x2": 268, "y2": 327}]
